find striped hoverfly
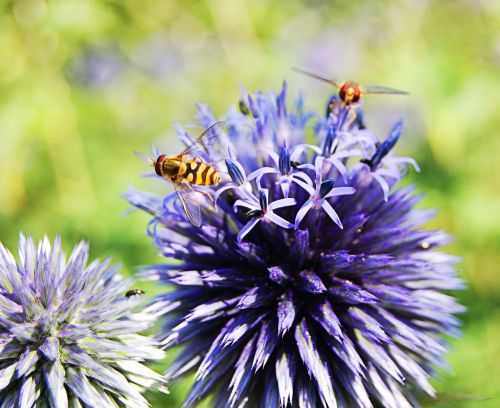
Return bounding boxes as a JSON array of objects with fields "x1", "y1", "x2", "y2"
[
  {"x1": 138, "y1": 122, "x2": 223, "y2": 227},
  {"x1": 293, "y1": 67, "x2": 408, "y2": 105}
]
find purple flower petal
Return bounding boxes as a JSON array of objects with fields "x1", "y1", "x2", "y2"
[
  {"x1": 268, "y1": 266, "x2": 289, "y2": 284},
  {"x1": 253, "y1": 319, "x2": 279, "y2": 371},
  {"x1": 280, "y1": 180, "x2": 291, "y2": 198},
  {"x1": 293, "y1": 177, "x2": 316, "y2": 196},
  {"x1": 309, "y1": 299, "x2": 342, "y2": 340},
  {"x1": 295, "y1": 319, "x2": 337, "y2": 408},
  {"x1": 326, "y1": 157, "x2": 348, "y2": 181},
  {"x1": 329, "y1": 278, "x2": 380, "y2": 305},
  {"x1": 39, "y1": 337, "x2": 59, "y2": 362},
  {"x1": 214, "y1": 184, "x2": 238, "y2": 205},
  {"x1": 268, "y1": 197, "x2": 296, "y2": 211},
  {"x1": 294, "y1": 199, "x2": 314, "y2": 229},
  {"x1": 265, "y1": 212, "x2": 294, "y2": 229},
  {"x1": 247, "y1": 166, "x2": 278, "y2": 182},
  {"x1": 372, "y1": 172, "x2": 390, "y2": 201},
  {"x1": 324, "y1": 186, "x2": 356, "y2": 199},
  {"x1": 355, "y1": 330, "x2": 404, "y2": 382},
  {"x1": 392, "y1": 156, "x2": 421, "y2": 172},
  {"x1": 229, "y1": 335, "x2": 257, "y2": 405},
  {"x1": 237, "y1": 217, "x2": 261, "y2": 243},
  {"x1": 19, "y1": 375, "x2": 37, "y2": 408},
  {"x1": 237, "y1": 287, "x2": 273, "y2": 309},
  {"x1": 275, "y1": 347, "x2": 296, "y2": 406},
  {"x1": 347, "y1": 307, "x2": 390, "y2": 343},
  {"x1": 277, "y1": 292, "x2": 296, "y2": 336},
  {"x1": 292, "y1": 171, "x2": 313, "y2": 185},
  {"x1": 43, "y1": 361, "x2": 68, "y2": 408},
  {"x1": 298, "y1": 270, "x2": 326, "y2": 293},
  {"x1": 321, "y1": 200, "x2": 343, "y2": 229},
  {"x1": 233, "y1": 198, "x2": 259, "y2": 212}
]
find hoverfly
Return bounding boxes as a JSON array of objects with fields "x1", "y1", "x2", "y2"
[
  {"x1": 293, "y1": 67, "x2": 408, "y2": 106},
  {"x1": 137, "y1": 122, "x2": 223, "y2": 227},
  {"x1": 125, "y1": 289, "x2": 145, "y2": 298}
]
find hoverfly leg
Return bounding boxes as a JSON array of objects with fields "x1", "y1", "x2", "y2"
[
  {"x1": 192, "y1": 154, "x2": 224, "y2": 166},
  {"x1": 201, "y1": 190, "x2": 215, "y2": 206},
  {"x1": 345, "y1": 107, "x2": 358, "y2": 130}
]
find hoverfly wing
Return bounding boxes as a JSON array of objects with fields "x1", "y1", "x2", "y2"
[
  {"x1": 362, "y1": 84, "x2": 408, "y2": 95},
  {"x1": 179, "y1": 121, "x2": 225, "y2": 157},
  {"x1": 292, "y1": 67, "x2": 341, "y2": 89},
  {"x1": 173, "y1": 181, "x2": 202, "y2": 227}
]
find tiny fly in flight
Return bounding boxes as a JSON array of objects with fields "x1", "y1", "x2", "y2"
[
  {"x1": 136, "y1": 122, "x2": 224, "y2": 227},
  {"x1": 293, "y1": 67, "x2": 408, "y2": 106}
]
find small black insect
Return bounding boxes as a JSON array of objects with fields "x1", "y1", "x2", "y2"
[
  {"x1": 125, "y1": 289, "x2": 145, "y2": 298},
  {"x1": 246, "y1": 209, "x2": 265, "y2": 218},
  {"x1": 239, "y1": 99, "x2": 250, "y2": 115}
]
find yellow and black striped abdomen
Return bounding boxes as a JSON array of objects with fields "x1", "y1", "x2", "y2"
[{"x1": 182, "y1": 160, "x2": 220, "y2": 186}]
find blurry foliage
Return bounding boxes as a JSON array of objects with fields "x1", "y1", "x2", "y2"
[{"x1": 0, "y1": 0, "x2": 498, "y2": 406}]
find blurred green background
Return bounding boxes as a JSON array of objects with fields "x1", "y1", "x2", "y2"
[{"x1": 0, "y1": 0, "x2": 498, "y2": 406}]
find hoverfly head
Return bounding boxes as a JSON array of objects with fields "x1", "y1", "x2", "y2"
[{"x1": 154, "y1": 154, "x2": 166, "y2": 176}]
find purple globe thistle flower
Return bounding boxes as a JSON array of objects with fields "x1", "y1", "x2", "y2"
[
  {"x1": 0, "y1": 234, "x2": 167, "y2": 407},
  {"x1": 127, "y1": 82, "x2": 464, "y2": 407}
]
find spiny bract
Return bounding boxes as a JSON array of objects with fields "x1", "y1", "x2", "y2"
[
  {"x1": 0, "y1": 234, "x2": 167, "y2": 407},
  {"x1": 127, "y1": 82, "x2": 464, "y2": 408}
]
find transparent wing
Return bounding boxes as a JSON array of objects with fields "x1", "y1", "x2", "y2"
[
  {"x1": 179, "y1": 121, "x2": 225, "y2": 157},
  {"x1": 173, "y1": 181, "x2": 202, "y2": 227},
  {"x1": 362, "y1": 85, "x2": 408, "y2": 95},
  {"x1": 292, "y1": 67, "x2": 341, "y2": 88}
]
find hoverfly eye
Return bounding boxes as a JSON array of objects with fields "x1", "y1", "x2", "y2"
[{"x1": 155, "y1": 155, "x2": 166, "y2": 176}]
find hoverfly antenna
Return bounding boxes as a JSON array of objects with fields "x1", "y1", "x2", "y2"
[
  {"x1": 134, "y1": 151, "x2": 155, "y2": 166},
  {"x1": 151, "y1": 144, "x2": 160, "y2": 158}
]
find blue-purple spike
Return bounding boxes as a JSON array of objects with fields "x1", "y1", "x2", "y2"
[
  {"x1": 277, "y1": 81, "x2": 288, "y2": 119},
  {"x1": 361, "y1": 120, "x2": 403, "y2": 170},
  {"x1": 226, "y1": 158, "x2": 246, "y2": 186},
  {"x1": 259, "y1": 189, "x2": 268, "y2": 211},
  {"x1": 322, "y1": 126, "x2": 337, "y2": 157},
  {"x1": 279, "y1": 144, "x2": 291, "y2": 175},
  {"x1": 319, "y1": 179, "x2": 335, "y2": 198}
]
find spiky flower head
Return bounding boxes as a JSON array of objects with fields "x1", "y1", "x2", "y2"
[
  {"x1": 0, "y1": 234, "x2": 167, "y2": 407},
  {"x1": 127, "y1": 82, "x2": 464, "y2": 407}
]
